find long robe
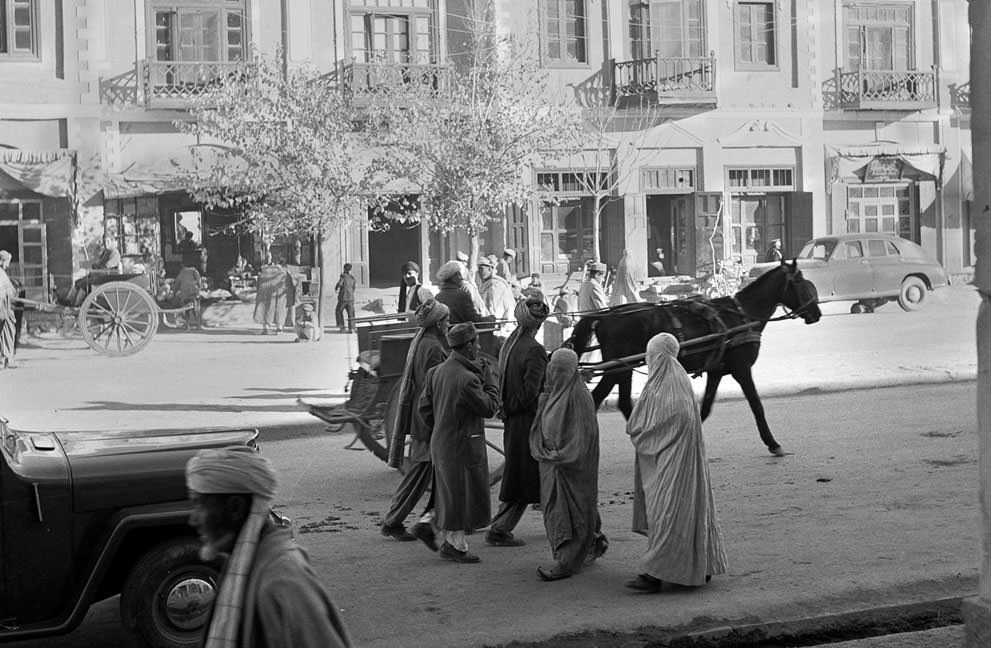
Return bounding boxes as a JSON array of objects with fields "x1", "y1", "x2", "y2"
[
  {"x1": 0, "y1": 267, "x2": 16, "y2": 366},
  {"x1": 626, "y1": 333, "x2": 727, "y2": 586},
  {"x1": 253, "y1": 265, "x2": 296, "y2": 327},
  {"x1": 239, "y1": 525, "x2": 352, "y2": 648},
  {"x1": 389, "y1": 328, "x2": 447, "y2": 466},
  {"x1": 608, "y1": 249, "x2": 640, "y2": 306},
  {"x1": 530, "y1": 348, "x2": 600, "y2": 573},
  {"x1": 577, "y1": 277, "x2": 607, "y2": 312},
  {"x1": 497, "y1": 330, "x2": 547, "y2": 504},
  {"x1": 419, "y1": 352, "x2": 499, "y2": 532},
  {"x1": 434, "y1": 280, "x2": 487, "y2": 324},
  {"x1": 479, "y1": 275, "x2": 516, "y2": 322}
]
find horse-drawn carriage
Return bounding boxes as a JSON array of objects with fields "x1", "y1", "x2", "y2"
[
  {"x1": 15, "y1": 259, "x2": 197, "y2": 357},
  {"x1": 299, "y1": 312, "x2": 508, "y2": 481}
]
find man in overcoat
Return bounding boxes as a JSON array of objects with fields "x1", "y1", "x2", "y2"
[
  {"x1": 418, "y1": 322, "x2": 500, "y2": 563},
  {"x1": 486, "y1": 298, "x2": 550, "y2": 547},
  {"x1": 434, "y1": 260, "x2": 489, "y2": 324},
  {"x1": 380, "y1": 299, "x2": 450, "y2": 547}
]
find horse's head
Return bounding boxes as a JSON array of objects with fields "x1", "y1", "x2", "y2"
[{"x1": 779, "y1": 259, "x2": 821, "y2": 324}]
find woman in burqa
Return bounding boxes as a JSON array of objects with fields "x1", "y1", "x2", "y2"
[
  {"x1": 608, "y1": 248, "x2": 639, "y2": 306},
  {"x1": 529, "y1": 348, "x2": 606, "y2": 581},
  {"x1": 625, "y1": 332, "x2": 727, "y2": 592}
]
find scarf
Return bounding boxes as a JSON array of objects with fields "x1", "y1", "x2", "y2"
[{"x1": 497, "y1": 298, "x2": 549, "y2": 396}]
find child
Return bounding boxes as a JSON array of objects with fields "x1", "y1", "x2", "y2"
[{"x1": 295, "y1": 302, "x2": 322, "y2": 342}]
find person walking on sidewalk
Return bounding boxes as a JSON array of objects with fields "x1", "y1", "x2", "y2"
[
  {"x1": 0, "y1": 250, "x2": 18, "y2": 369},
  {"x1": 253, "y1": 257, "x2": 295, "y2": 335},
  {"x1": 418, "y1": 322, "x2": 500, "y2": 563},
  {"x1": 625, "y1": 333, "x2": 727, "y2": 593},
  {"x1": 380, "y1": 299, "x2": 450, "y2": 547},
  {"x1": 334, "y1": 263, "x2": 356, "y2": 333},
  {"x1": 486, "y1": 298, "x2": 550, "y2": 547},
  {"x1": 186, "y1": 446, "x2": 352, "y2": 648},
  {"x1": 530, "y1": 348, "x2": 605, "y2": 581}
]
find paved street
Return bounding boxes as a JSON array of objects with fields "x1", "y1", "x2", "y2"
[{"x1": 0, "y1": 282, "x2": 982, "y2": 647}]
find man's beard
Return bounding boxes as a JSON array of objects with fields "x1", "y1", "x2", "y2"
[{"x1": 404, "y1": 276, "x2": 417, "y2": 286}]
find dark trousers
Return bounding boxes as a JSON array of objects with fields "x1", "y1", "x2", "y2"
[
  {"x1": 335, "y1": 300, "x2": 354, "y2": 331},
  {"x1": 489, "y1": 501, "x2": 528, "y2": 536},
  {"x1": 382, "y1": 461, "x2": 434, "y2": 528}
]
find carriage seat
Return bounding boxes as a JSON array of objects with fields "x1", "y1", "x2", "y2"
[{"x1": 357, "y1": 350, "x2": 380, "y2": 376}]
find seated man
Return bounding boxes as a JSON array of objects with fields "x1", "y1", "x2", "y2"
[
  {"x1": 65, "y1": 236, "x2": 121, "y2": 306},
  {"x1": 174, "y1": 262, "x2": 203, "y2": 329}
]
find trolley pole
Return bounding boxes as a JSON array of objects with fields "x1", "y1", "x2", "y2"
[{"x1": 964, "y1": 2, "x2": 991, "y2": 645}]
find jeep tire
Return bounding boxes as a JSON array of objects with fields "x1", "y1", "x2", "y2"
[{"x1": 120, "y1": 537, "x2": 220, "y2": 648}]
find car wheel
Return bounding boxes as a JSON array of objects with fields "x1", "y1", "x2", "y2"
[
  {"x1": 850, "y1": 302, "x2": 864, "y2": 314},
  {"x1": 897, "y1": 276, "x2": 928, "y2": 312},
  {"x1": 120, "y1": 537, "x2": 220, "y2": 648}
]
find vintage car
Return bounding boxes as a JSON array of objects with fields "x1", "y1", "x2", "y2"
[
  {"x1": 745, "y1": 233, "x2": 950, "y2": 313},
  {"x1": 0, "y1": 418, "x2": 259, "y2": 648}
]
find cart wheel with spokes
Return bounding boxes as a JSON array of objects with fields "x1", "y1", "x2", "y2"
[{"x1": 78, "y1": 281, "x2": 160, "y2": 356}]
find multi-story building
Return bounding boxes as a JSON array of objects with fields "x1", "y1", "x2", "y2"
[{"x1": 0, "y1": 0, "x2": 972, "y2": 306}]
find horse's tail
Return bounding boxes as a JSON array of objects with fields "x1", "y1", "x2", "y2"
[{"x1": 564, "y1": 312, "x2": 600, "y2": 356}]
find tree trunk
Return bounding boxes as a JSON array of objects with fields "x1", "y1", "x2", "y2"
[
  {"x1": 963, "y1": 2, "x2": 991, "y2": 645},
  {"x1": 468, "y1": 230, "x2": 479, "y2": 282},
  {"x1": 592, "y1": 193, "x2": 603, "y2": 262},
  {"x1": 315, "y1": 231, "x2": 326, "y2": 342}
]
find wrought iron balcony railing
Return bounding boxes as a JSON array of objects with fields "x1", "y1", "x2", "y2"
[
  {"x1": 612, "y1": 54, "x2": 716, "y2": 106},
  {"x1": 950, "y1": 81, "x2": 970, "y2": 111},
  {"x1": 341, "y1": 61, "x2": 449, "y2": 100},
  {"x1": 141, "y1": 60, "x2": 248, "y2": 108},
  {"x1": 835, "y1": 68, "x2": 937, "y2": 110}
]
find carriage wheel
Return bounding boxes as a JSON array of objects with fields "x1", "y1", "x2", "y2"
[{"x1": 78, "y1": 281, "x2": 160, "y2": 356}]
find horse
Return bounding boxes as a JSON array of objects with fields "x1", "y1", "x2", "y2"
[{"x1": 565, "y1": 260, "x2": 821, "y2": 456}]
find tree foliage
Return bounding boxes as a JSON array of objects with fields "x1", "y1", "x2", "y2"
[
  {"x1": 175, "y1": 52, "x2": 386, "y2": 239},
  {"x1": 366, "y1": 1, "x2": 580, "y2": 263}
]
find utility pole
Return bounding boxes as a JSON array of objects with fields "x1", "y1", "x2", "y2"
[{"x1": 963, "y1": 1, "x2": 991, "y2": 645}]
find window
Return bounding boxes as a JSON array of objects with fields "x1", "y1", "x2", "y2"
[
  {"x1": 844, "y1": 2, "x2": 913, "y2": 71},
  {"x1": 350, "y1": 4, "x2": 434, "y2": 64},
  {"x1": 845, "y1": 240, "x2": 864, "y2": 258},
  {"x1": 846, "y1": 184, "x2": 914, "y2": 239},
  {"x1": 0, "y1": 0, "x2": 37, "y2": 57},
  {"x1": 727, "y1": 167, "x2": 794, "y2": 191},
  {"x1": 642, "y1": 167, "x2": 696, "y2": 192},
  {"x1": 151, "y1": 1, "x2": 246, "y2": 63},
  {"x1": 867, "y1": 239, "x2": 887, "y2": 257},
  {"x1": 540, "y1": 198, "x2": 595, "y2": 267},
  {"x1": 542, "y1": 0, "x2": 587, "y2": 65},
  {"x1": 735, "y1": 1, "x2": 775, "y2": 68}
]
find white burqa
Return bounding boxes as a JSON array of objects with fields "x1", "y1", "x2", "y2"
[{"x1": 626, "y1": 333, "x2": 727, "y2": 586}]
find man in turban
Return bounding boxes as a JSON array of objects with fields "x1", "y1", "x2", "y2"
[
  {"x1": 398, "y1": 261, "x2": 433, "y2": 313},
  {"x1": 477, "y1": 256, "x2": 515, "y2": 324},
  {"x1": 418, "y1": 322, "x2": 500, "y2": 563},
  {"x1": 380, "y1": 299, "x2": 450, "y2": 548},
  {"x1": 578, "y1": 261, "x2": 608, "y2": 313},
  {"x1": 434, "y1": 260, "x2": 489, "y2": 324},
  {"x1": 486, "y1": 298, "x2": 550, "y2": 547},
  {"x1": 186, "y1": 447, "x2": 352, "y2": 648}
]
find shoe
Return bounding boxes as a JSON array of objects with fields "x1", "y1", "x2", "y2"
[
  {"x1": 625, "y1": 574, "x2": 663, "y2": 593},
  {"x1": 537, "y1": 565, "x2": 572, "y2": 582},
  {"x1": 412, "y1": 522, "x2": 439, "y2": 552},
  {"x1": 485, "y1": 532, "x2": 526, "y2": 547},
  {"x1": 439, "y1": 542, "x2": 480, "y2": 563},
  {"x1": 380, "y1": 524, "x2": 416, "y2": 542}
]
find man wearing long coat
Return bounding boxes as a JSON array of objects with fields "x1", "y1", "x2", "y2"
[
  {"x1": 380, "y1": 300, "x2": 450, "y2": 546},
  {"x1": 419, "y1": 322, "x2": 500, "y2": 563},
  {"x1": 486, "y1": 298, "x2": 549, "y2": 546}
]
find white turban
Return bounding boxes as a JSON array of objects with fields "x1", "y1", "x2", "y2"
[{"x1": 186, "y1": 446, "x2": 278, "y2": 499}]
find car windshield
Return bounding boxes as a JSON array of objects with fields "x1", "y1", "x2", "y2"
[{"x1": 798, "y1": 240, "x2": 835, "y2": 260}]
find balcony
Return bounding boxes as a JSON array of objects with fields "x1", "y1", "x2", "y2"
[
  {"x1": 140, "y1": 60, "x2": 248, "y2": 109},
  {"x1": 835, "y1": 68, "x2": 937, "y2": 111},
  {"x1": 341, "y1": 61, "x2": 449, "y2": 104},
  {"x1": 950, "y1": 81, "x2": 970, "y2": 111},
  {"x1": 611, "y1": 54, "x2": 716, "y2": 107}
]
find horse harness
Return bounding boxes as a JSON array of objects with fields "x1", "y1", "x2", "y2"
[{"x1": 653, "y1": 296, "x2": 762, "y2": 377}]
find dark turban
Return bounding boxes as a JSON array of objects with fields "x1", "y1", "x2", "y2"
[
  {"x1": 414, "y1": 299, "x2": 449, "y2": 329},
  {"x1": 401, "y1": 261, "x2": 420, "y2": 274},
  {"x1": 446, "y1": 322, "x2": 478, "y2": 348},
  {"x1": 515, "y1": 297, "x2": 549, "y2": 328}
]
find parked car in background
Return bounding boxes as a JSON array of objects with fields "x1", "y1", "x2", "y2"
[
  {"x1": 0, "y1": 419, "x2": 260, "y2": 648},
  {"x1": 744, "y1": 233, "x2": 950, "y2": 313}
]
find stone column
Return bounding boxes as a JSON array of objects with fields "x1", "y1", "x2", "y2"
[{"x1": 963, "y1": 1, "x2": 991, "y2": 645}]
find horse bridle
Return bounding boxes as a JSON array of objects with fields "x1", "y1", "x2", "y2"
[{"x1": 735, "y1": 267, "x2": 818, "y2": 323}]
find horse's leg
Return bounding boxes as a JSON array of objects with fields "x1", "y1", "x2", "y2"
[
  {"x1": 591, "y1": 373, "x2": 617, "y2": 411},
  {"x1": 731, "y1": 367, "x2": 785, "y2": 456},
  {"x1": 616, "y1": 370, "x2": 633, "y2": 419},
  {"x1": 700, "y1": 371, "x2": 723, "y2": 421}
]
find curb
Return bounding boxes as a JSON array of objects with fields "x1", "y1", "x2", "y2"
[{"x1": 495, "y1": 595, "x2": 968, "y2": 648}]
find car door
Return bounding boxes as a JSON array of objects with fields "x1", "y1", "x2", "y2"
[
  {"x1": 866, "y1": 239, "x2": 902, "y2": 297},
  {"x1": 830, "y1": 239, "x2": 873, "y2": 299}
]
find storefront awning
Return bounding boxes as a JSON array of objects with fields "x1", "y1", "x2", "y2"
[
  {"x1": 102, "y1": 171, "x2": 188, "y2": 199},
  {"x1": 0, "y1": 149, "x2": 75, "y2": 198},
  {"x1": 826, "y1": 143, "x2": 946, "y2": 192}
]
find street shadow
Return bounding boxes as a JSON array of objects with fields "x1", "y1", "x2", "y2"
[
  {"x1": 230, "y1": 391, "x2": 338, "y2": 401},
  {"x1": 66, "y1": 401, "x2": 308, "y2": 414}
]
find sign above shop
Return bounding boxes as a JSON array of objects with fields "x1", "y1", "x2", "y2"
[{"x1": 865, "y1": 156, "x2": 903, "y2": 182}]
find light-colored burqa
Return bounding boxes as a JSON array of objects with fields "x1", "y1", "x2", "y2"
[
  {"x1": 530, "y1": 348, "x2": 600, "y2": 573},
  {"x1": 626, "y1": 333, "x2": 727, "y2": 586},
  {"x1": 608, "y1": 249, "x2": 640, "y2": 306}
]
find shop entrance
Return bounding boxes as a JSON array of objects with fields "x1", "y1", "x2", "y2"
[{"x1": 646, "y1": 194, "x2": 692, "y2": 276}]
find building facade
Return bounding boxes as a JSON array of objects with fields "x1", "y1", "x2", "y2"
[{"x1": 0, "y1": 0, "x2": 972, "y2": 303}]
